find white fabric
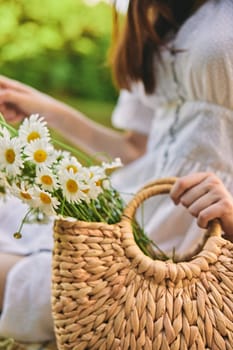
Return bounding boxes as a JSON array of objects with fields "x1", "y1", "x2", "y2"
[
  {"x1": 0, "y1": 198, "x2": 54, "y2": 341},
  {"x1": 0, "y1": 253, "x2": 54, "y2": 342},
  {"x1": 0, "y1": 197, "x2": 54, "y2": 255},
  {"x1": 0, "y1": 0, "x2": 233, "y2": 342},
  {"x1": 111, "y1": 0, "x2": 233, "y2": 253}
]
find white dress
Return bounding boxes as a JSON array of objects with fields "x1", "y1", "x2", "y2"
[{"x1": 0, "y1": 0, "x2": 233, "y2": 342}]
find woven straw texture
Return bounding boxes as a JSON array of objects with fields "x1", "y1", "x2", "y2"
[
  {"x1": 0, "y1": 338, "x2": 57, "y2": 350},
  {"x1": 52, "y1": 178, "x2": 233, "y2": 350}
]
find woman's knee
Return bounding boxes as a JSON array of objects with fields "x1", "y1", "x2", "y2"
[{"x1": 0, "y1": 253, "x2": 23, "y2": 310}]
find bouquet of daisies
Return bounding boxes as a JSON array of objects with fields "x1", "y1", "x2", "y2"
[{"x1": 0, "y1": 114, "x2": 168, "y2": 260}]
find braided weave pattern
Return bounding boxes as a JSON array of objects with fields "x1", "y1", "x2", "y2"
[{"x1": 52, "y1": 180, "x2": 233, "y2": 350}]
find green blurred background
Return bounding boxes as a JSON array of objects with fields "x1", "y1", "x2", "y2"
[{"x1": 0, "y1": 0, "x2": 118, "y2": 127}]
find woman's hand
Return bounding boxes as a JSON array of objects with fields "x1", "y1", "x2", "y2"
[
  {"x1": 0, "y1": 75, "x2": 58, "y2": 123},
  {"x1": 170, "y1": 172, "x2": 233, "y2": 240}
]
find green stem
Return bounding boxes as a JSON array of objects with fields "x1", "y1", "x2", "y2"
[
  {"x1": 89, "y1": 201, "x2": 106, "y2": 222},
  {"x1": 70, "y1": 202, "x2": 90, "y2": 221},
  {"x1": 13, "y1": 208, "x2": 34, "y2": 238},
  {"x1": 98, "y1": 197, "x2": 116, "y2": 222},
  {"x1": 53, "y1": 138, "x2": 94, "y2": 165},
  {"x1": 0, "y1": 115, "x2": 18, "y2": 137}
]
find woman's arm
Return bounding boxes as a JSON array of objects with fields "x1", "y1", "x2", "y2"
[
  {"x1": 170, "y1": 172, "x2": 233, "y2": 241},
  {"x1": 0, "y1": 253, "x2": 23, "y2": 310},
  {"x1": 44, "y1": 99, "x2": 148, "y2": 164},
  {"x1": 0, "y1": 75, "x2": 148, "y2": 164}
]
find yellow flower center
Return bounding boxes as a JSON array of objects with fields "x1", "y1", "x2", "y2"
[
  {"x1": 27, "y1": 131, "x2": 40, "y2": 143},
  {"x1": 40, "y1": 192, "x2": 52, "y2": 204},
  {"x1": 66, "y1": 179, "x2": 78, "y2": 193},
  {"x1": 20, "y1": 191, "x2": 32, "y2": 200},
  {"x1": 41, "y1": 175, "x2": 53, "y2": 186},
  {"x1": 34, "y1": 149, "x2": 47, "y2": 163},
  {"x1": 82, "y1": 188, "x2": 89, "y2": 194},
  {"x1": 95, "y1": 179, "x2": 102, "y2": 187},
  {"x1": 13, "y1": 232, "x2": 22, "y2": 239},
  {"x1": 66, "y1": 165, "x2": 78, "y2": 173},
  {"x1": 5, "y1": 149, "x2": 16, "y2": 164}
]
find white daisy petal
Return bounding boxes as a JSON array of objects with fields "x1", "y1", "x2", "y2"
[
  {"x1": 18, "y1": 114, "x2": 50, "y2": 145},
  {"x1": 59, "y1": 170, "x2": 88, "y2": 203},
  {"x1": 36, "y1": 167, "x2": 59, "y2": 191},
  {"x1": 78, "y1": 167, "x2": 104, "y2": 201},
  {"x1": 0, "y1": 126, "x2": 11, "y2": 139},
  {"x1": 102, "y1": 157, "x2": 123, "y2": 175},
  {"x1": 32, "y1": 187, "x2": 60, "y2": 216},
  {"x1": 0, "y1": 137, "x2": 23, "y2": 175},
  {"x1": 10, "y1": 182, "x2": 35, "y2": 205},
  {"x1": 57, "y1": 156, "x2": 83, "y2": 175},
  {"x1": 24, "y1": 139, "x2": 56, "y2": 167}
]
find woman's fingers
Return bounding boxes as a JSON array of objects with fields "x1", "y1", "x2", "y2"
[
  {"x1": 170, "y1": 172, "x2": 220, "y2": 204},
  {"x1": 170, "y1": 172, "x2": 208, "y2": 204},
  {"x1": 185, "y1": 192, "x2": 219, "y2": 219},
  {"x1": 196, "y1": 199, "x2": 233, "y2": 229},
  {"x1": 170, "y1": 172, "x2": 233, "y2": 238},
  {"x1": 0, "y1": 99, "x2": 27, "y2": 124},
  {"x1": 178, "y1": 182, "x2": 209, "y2": 207},
  {"x1": 0, "y1": 75, "x2": 34, "y2": 93},
  {"x1": 0, "y1": 76, "x2": 57, "y2": 120},
  {"x1": 0, "y1": 107, "x2": 24, "y2": 123},
  {"x1": 0, "y1": 76, "x2": 37, "y2": 120},
  {"x1": 0, "y1": 89, "x2": 30, "y2": 120},
  {"x1": 0, "y1": 89, "x2": 23, "y2": 106}
]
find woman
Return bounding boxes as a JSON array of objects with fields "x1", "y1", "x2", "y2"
[{"x1": 0, "y1": 0, "x2": 233, "y2": 342}]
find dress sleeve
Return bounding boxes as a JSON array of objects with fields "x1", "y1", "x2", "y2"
[{"x1": 111, "y1": 89, "x2": 154, "y2": 134}]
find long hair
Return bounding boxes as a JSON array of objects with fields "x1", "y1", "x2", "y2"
[{"x1": 111, "y1": 0, "x2": 207, "y2": 94}]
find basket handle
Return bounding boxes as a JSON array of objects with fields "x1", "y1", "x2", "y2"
[{"x1": 122, "y1": 177, "x2": 222, "y2": 238}]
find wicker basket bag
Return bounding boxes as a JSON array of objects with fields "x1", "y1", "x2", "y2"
[{"x1": 52, "y1": 178, "x2": 233, "y2": 350}]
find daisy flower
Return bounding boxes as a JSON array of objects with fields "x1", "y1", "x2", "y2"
[
  {"x1": 36, "y1": 167, "x2": 59, "y2": 191},
  {"x1": 0, "y1": 126, "x2": 11, "y2": 139},
  {"x1": 101, "y1": 178, "x2": 111, "y2": 190},
  {"x1": 89, "y1": 166, "x2": 106, "y2": 186},
  {"x1": 51, "y1": 149, "x2": 67, "y2": 162},
  {"x1": 0, "y1": 114, "x2": 128, "y2": 247},
  {"x1": 102, "y1": 157, "x2": 123, "y2": 175},
  {"x1": 33, "y1": 187, "x2": 60, "y2": 216},
  {"x1": 57, "y1": 156, "x2": 82, "y2": 175},
  {"x1": 59, "y1": 170, "x2": 89, "y2": 203},
  {"x1": 55, "y1": 150, "x2": 70, "y2": 159},
  {"x1": 18, "y1": 114, "x2": 50, "y2": 145},
  {"x1": 0, "y1": 136, "x2": 23, "y2": 176},
  {"x1": 81, "y1": 167, "x2": 104, "y2": 201},
  {"x1": 24, "y1": 139, "x2": 56, "y2": 168},
  {"x1": 84, "y1": 178, "x2": 103, "y2": 201},
  {"x1": 10, "y1": 182, "x2": 35, "y2": 205}
]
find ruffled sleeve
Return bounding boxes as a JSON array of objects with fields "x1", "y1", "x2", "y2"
[{"x1": 111, "y1": 87, "x2": 154, "y2": 134}]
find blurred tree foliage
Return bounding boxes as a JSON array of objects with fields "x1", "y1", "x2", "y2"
[{"x1": 0, "y1": 0, "x2": 118, "y2": 102}]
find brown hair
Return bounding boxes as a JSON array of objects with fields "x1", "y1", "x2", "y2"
[{"x1": 111, "y1": 0, "x2": 207, "y2": 94}]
